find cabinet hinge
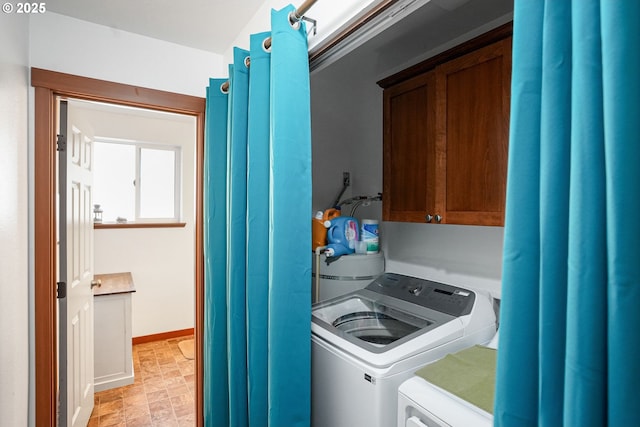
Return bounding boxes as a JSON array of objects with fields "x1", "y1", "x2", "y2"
[
  {"x1": 57, "y1": 281, "x2": 66, "y2": 299},
  {"x1": 56, "y1": 134, "x2": 66, "y2": 152}
]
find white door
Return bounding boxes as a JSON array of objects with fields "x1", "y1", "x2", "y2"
[{"x1": 59, "y1": 99, "x2": 95, "y2": 427}]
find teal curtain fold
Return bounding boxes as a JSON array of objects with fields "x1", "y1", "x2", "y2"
[
  {"x1": 268, "y1": 6, "x2": 312, "y2": 426},
  {"x1": 246, "y1": 31, "x2": 271, "y2": 427},
  {"x1": 203, "y1": 5, "x2": 311, "y2": 427},
  {"x1": 204, "y1": 78, "x2": 229, "y2": 427},
  {"x1": 227, "y1": 47, "x2": 250, "y2": 427},
  {"x1": 601, "y1": 2, "x2": 640, "y2": 425},
  {"x1": 495, "y1": 1, "x2": 640, "y2": 426}
]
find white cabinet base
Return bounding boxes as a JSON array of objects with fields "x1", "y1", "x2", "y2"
[{"x1": 94, "y1": 292, "x2": 134, "y2": 392}]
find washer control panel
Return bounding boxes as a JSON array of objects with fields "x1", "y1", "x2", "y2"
[{"x1": 366, "y1": 273, "x2": 476, "y2": 317}]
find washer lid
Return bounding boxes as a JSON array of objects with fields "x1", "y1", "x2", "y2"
[{"x1": 312, "y1": 291, "x2": 455, "y2": 354}]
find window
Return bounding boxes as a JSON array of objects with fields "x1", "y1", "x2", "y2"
[{"x1": 93, "y1": 138, "x2": 181, "y2": 223}]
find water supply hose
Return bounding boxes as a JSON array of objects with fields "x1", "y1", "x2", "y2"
[
  {"x1": 336, "y1": 193, "x2": 382, "y2": 216},
  {"x1": 314, "y1": 246, "x2": 326, "y2": 303}
]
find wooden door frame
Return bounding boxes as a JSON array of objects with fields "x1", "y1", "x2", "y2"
[{"x1": 32, "y1": 68, "x2": 205, "y2": 427}]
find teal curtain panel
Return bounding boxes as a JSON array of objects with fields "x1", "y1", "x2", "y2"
[
  {"x1": 203, "y1": 5, "x2": 312, "y2": 427},
  {"x1": 495, "y1": 1, "x2": 640, "y2": 426}
]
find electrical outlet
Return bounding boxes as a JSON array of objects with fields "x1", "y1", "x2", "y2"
[{"x1": 343, "y1": 172, "x2": 350, "y2": 187}]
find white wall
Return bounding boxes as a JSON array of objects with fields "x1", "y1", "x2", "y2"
[
  {"x1": 0, "y1": 12, "x2": 30, "y2": 427},
  {"x1": 73, "y1": 105, "x2": 196, "y2": 337},
  {"x1": 382, "y1": 223, "x2": 504, "y2": 298},
  {"x1": 310, "y1": 64, "x2": 383, "y2": 214},
  {"x1": 94, "y1": 227, "x2": 195, "y2": 336},
  {"x1": 28, "y1": 8, "x2": 217, "y2": 338},
  {"x1": 23, "y1": 13, "x2": 220, "y2": 426},
  {"x1": 30, "y1": 12, "x2": 224, "y2": 97}
]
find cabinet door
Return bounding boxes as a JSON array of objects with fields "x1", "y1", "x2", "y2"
[
  {"x1": 435, "y1": 38, "x2": 511, "y2": 226},
  {"x1": 383, "y1": 72, "x2": 436, "y2": 222}
]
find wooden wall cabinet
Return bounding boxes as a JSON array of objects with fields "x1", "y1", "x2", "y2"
[
  {"x1": 382, "y1": 36, "x2": 511, "y2": 226},
  {"x1": 383, "y1": 71, "x2": 437, "y2": 223}
]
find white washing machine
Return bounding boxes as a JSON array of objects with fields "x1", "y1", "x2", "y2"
[{"x1": 311, "y1": 273, "x2": 496, "y2": 427}]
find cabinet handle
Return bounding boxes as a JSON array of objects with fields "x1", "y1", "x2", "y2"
[
  {"x1": 425, "y1": 214, "x2": 433, "y2": 223},
  {"x1": 435, "y1": 214, "x2": 442, "y2": 223},
  {"x1": 91, "y1": 279, "x2": 102, "y2": 289}
]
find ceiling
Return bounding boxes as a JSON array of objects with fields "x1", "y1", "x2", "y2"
[
  {"x1": 46, "y1": 0, "x2": 513, "y2": 63},
  {"x1": 46, "y1": 0, "x2": 267, "y2": 54}
]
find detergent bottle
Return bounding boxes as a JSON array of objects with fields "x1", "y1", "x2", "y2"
[
  {"x1": 311, "y1": 208, "x2": 340, "y2": 251},
  {"x1": 324, "y1": 216, "x2": 359, "y2": 257}
]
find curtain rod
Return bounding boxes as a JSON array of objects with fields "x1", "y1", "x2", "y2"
[{"x1": 220, "y1": 0, "x2": 318, "y2": 93}]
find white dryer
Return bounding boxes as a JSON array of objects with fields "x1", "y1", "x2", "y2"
[
  {"x1": 398, "y1": 376, "x2": 493, "y2": 427},
  {"x1": 397, "y1": 332, "x2": 499, "y2": 427},
  {"x1": 311, "y1": 273, "x2": 496, "y2": 427}
]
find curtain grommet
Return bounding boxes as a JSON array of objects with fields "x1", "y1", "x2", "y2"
[
  {"x1": 262, "y1": 37, "x2": 272, "y2": 53},
  {"x1": 244, "y1": 56, "x2": 251, "y2": 68},
  {"x1": 220, "y1": 82, "x2": 229, "y2": 94},
  {"x1": 288, "y1": 12, "x2": 301, "y2": 30}
]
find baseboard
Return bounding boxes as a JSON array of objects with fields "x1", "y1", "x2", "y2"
[{"x1": 132, "y1": 328, "x2": 194, "y2": 345}]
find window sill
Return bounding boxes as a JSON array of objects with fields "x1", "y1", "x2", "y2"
[{"x1": 94, "y1": 222, "x2": 187, "y2": 229}]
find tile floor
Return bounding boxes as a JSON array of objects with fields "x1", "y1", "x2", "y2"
[{"x1": 88, "y1": 336, "x2": 195, "y2": 427}]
